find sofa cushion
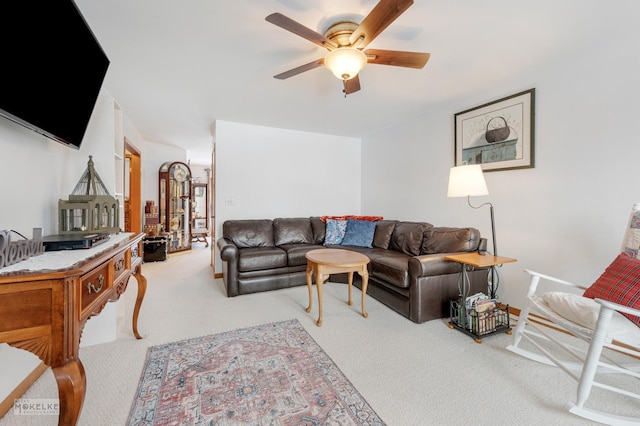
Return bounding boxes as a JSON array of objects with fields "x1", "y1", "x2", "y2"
[
  {"x1": 273, "y1": 218, "x2": 313, "y2": 246},
  {"x1": 310, "y1": 217, "x2": 326, "y2": 245},
  {"x1": 238, "y1": 247, "x2": 287, "y2": 271},
  {"x1": 373, "y1": 220, "x2": 397, "y2": 249},
  {"x1": 223, "y1": 219, "x2": 274, "y2": 248},
  {"x1": 421, "y1": 227, "x2": 480, "y2": 254},
  {"x1": 280, "y1": 244, "x2": 325, "y2": 267},
  {"x1": 389, "y1": 222, "x2": 428, "y2": 256},
  {"x1": 324, "y1": 219, "x2": 347, "y2": 245},
  {"x1": 341, "y1": 219, "x2": 376, "y2": 248},
  {"x1": 370, "y1": 251, "x2": 411, "y2": 288}
]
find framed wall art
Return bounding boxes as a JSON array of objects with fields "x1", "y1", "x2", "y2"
[{"x1": 454, "y1": 88, "x2": 535, "y2": 172}]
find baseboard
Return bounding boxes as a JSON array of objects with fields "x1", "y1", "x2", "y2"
[
  {"x1": 214, "y1": 272, "x2": 223, "y2": 279},
  {"x1": 0, "y1": 362, "x2": 48, "y2": 418},
  {"x1": 508, "y1": 305, "x2": 521, "y2": 317}
]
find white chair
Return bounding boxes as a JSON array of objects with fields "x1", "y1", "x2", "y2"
[{"x1": 507, "y1": 269, "x2": 640, "y2": 425}]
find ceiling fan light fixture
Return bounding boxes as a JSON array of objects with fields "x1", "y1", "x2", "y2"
[{"x1": 324, "y1": 47, "x2": 367, "y2": 80}]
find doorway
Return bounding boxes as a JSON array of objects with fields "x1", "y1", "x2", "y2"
[
  {"x1": 124, "y1": 139, "x2": 142, "y2": 233},
  {"x1": 211, "y1": 143, "x2": 217, "y2": 274}
]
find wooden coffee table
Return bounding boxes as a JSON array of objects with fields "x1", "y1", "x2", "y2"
[{"x1": 305, "y1": 248, "x2": 370, "y2": 326}]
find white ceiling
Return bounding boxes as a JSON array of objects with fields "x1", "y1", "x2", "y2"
[{"x1": 73, "y1": 0, "x2": 621, "y2": 163}]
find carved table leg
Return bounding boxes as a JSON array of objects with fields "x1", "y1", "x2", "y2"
[
  {"x1": 347, "y1": 271, "x2": 354, "y2": 306},
  {"x1": 305, "y1": 262, "x2": 314, "y2": 313},
  {"x1": 359, "y1": 266, "x2": 369, "y2": 319},
  {"x1": 316, "y1": 272, "x2": 325, "y2": 327},
  {"x1": 132, "y1": 268, "x2": 147, "y2": 339},
  {"x1": 52, "y1": 359, "x2": 86, "y2": 426}
]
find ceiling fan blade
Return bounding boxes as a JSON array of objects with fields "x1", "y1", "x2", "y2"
[
  {"x1": 274, "y1": 58, "x2": 324, "y2": 79},
  {"x1": 349, "y1": 0, "x2": 414, "y2": 48},
  {"x1": 266, "y1": 13, "x2": 338, "y2": 49},
  {"x1": 343, "y1": 75, "x2": 361, "y2": 95},
  {"x1": 365, "y1": 49, "x2": 430, "y2": 68}
]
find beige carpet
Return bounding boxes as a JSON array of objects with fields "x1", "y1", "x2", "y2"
[{"x1": 0, "y1": 241, "x2": 636, "y2": 425}]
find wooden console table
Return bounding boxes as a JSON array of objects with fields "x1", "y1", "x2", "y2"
[{"x1": 0, "y1": 232, "x2": 146, "y2": 425}]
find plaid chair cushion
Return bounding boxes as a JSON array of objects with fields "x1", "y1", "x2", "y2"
[{"x1": 584, "y1": 253, "x2": 640, "y2": 327}]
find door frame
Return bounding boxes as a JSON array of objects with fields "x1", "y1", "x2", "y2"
[{"x1": 124, "y1": 138, "x2": 142, "y2": 233}]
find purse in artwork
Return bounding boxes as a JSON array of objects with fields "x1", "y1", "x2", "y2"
[{"x1": 485, "y1": 116, "x2": 510, "y2": 143}]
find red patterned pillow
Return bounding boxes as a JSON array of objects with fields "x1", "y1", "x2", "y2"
[
  {"x1": 583, "y1": 253, "x2": 640, "y2": 327},
  {"x1": 320, "y1": 215, "x2": 383, "y2": 223}
]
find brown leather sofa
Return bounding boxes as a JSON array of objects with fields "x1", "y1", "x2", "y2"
[{"x1": 217, "y1": 217, "x2": 489, "y2": 323}]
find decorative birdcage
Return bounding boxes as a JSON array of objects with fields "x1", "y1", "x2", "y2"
[{"x1": 58, "y1": 156, "x2": 120, "y2": 234}]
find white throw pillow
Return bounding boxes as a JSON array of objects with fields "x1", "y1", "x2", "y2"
[
  {"x1": 541, "y1": 291, "x2": 640, "y2": 339},
  {"x1": 542, "y1": 292, "x2": 600, "y2": 329}
]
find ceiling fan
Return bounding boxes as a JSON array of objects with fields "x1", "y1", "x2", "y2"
[{"x1": 265, "y1": 0, "x2": 430, "y2": 96}]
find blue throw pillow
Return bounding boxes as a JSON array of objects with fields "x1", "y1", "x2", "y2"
[
  {"x1": 324, "y1": 219, "x2": 347, "y2": 245},
  {"x1": 340, "y1": 219, "x2": 376, "y2": 248}
]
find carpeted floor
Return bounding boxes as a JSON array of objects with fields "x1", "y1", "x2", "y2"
[
  {"x1": 127, "y1": 319, "x2": 385, "y2": 425},
  {"x1": 1, "y1": 241, "x2": 638, "y2": 425}
]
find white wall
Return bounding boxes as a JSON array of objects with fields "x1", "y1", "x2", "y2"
[
  {"x1": 362, "y1": 13, "x2": 640, "y2": 309},
  {"x1": 190, "y1": 164, "x2": 210, "y2": 183},
  {"x1": 141, "y1": 143, "x2": 188, "y2": 206},
  {"x1": 214, "y1": 120, "x2": 362, "y2": 273},
  {"x1": 0, "y1": 92, "x2": 117, "y2": 236}
]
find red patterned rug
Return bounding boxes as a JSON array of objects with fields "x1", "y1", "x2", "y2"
[{"x1": 127, "y1": 319, "x2": 385, "y2": 425}]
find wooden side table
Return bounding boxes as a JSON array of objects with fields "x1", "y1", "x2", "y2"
[
  {"x1": 445, "y1": 252, "x2": 517, "y2": 342},
  {"x1": 191, "y1": 228, "x2": 209, "y2": 247},
  {"x1": 305, "y1": 249, "x2": 370, "y2": 326}
]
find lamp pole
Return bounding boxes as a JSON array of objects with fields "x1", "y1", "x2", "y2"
[
  {"x1": 467, "y1": 195, "x2": 497, "y2": 256},
  {"x1": 468, "y1": 196, "x2": 499, "y2": 298},
  {"x1": 489, "y1": 203, "x2": 497, "y2": 256}
]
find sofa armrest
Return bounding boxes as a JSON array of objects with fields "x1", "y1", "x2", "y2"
[
  {"x1": 217, "y1": 237, "x2": 239, "y2": 261},
  {"x1": 478, "y1": 238, "x2": 488, "y2": 254},
  {"x1": 217, "y1": 237, "x2": 239, "y2": 296},
  {"x1": 409, "y1": 247, "x2": 492, "y2": 278},
  {"x1": 409, "y1": 254, "x2": 461, "y2": 277}
]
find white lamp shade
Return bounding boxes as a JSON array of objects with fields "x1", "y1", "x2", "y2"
[
  {"x1": 447, "y1": 164, "x2": 489, "y2": 197},
  {"x1": 324, "y1": 48, "x2": 367, "y2": 80}
]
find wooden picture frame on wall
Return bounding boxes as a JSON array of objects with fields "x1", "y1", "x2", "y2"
[{"x1": 454, "y1": 88, "x2": 535, "y2": 172}]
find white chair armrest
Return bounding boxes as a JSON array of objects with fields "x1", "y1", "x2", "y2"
[
  {"x1": 524, "y1": 269, "x2": 588, "y2": 291},
  {"x1": 595, "y1": 298, "x2": 640, "y2": 318}
]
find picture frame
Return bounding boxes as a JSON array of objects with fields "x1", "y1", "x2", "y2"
[
  {"x1": 454, "y1": 88, "x2": 535, "y2": 172},
  {"x1": 194, "y1": 218, "x2": 207, "y2": 229}
]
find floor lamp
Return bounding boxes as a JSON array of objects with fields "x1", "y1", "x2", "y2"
[
  {"x1": 447, "y1": 164, "x2": 497, "y2": 255},
  {"x1": 447, "y1": 164, "x2": 499, "y2": 297}
]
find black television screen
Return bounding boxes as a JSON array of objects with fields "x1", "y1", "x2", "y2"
[{"x1": 0, "y1": 1, "x2": 110, "y2": 149}]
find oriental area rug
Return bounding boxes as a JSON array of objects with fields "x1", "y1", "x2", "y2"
[{"x1": 127, "y1": 319, "x2": 385, "y2": 425}]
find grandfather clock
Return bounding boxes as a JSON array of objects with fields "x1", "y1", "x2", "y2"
[{"x1": 158, "y1": 161, "x2": 192, "y2": 253}]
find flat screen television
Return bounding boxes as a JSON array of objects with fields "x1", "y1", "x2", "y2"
[{"x1": 0, "y1": 1, "x2": 110, "y2": 149}]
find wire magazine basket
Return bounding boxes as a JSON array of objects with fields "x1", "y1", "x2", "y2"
[{"x1": 449, "y1": 298, "x2": 511, "y2": 342}]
